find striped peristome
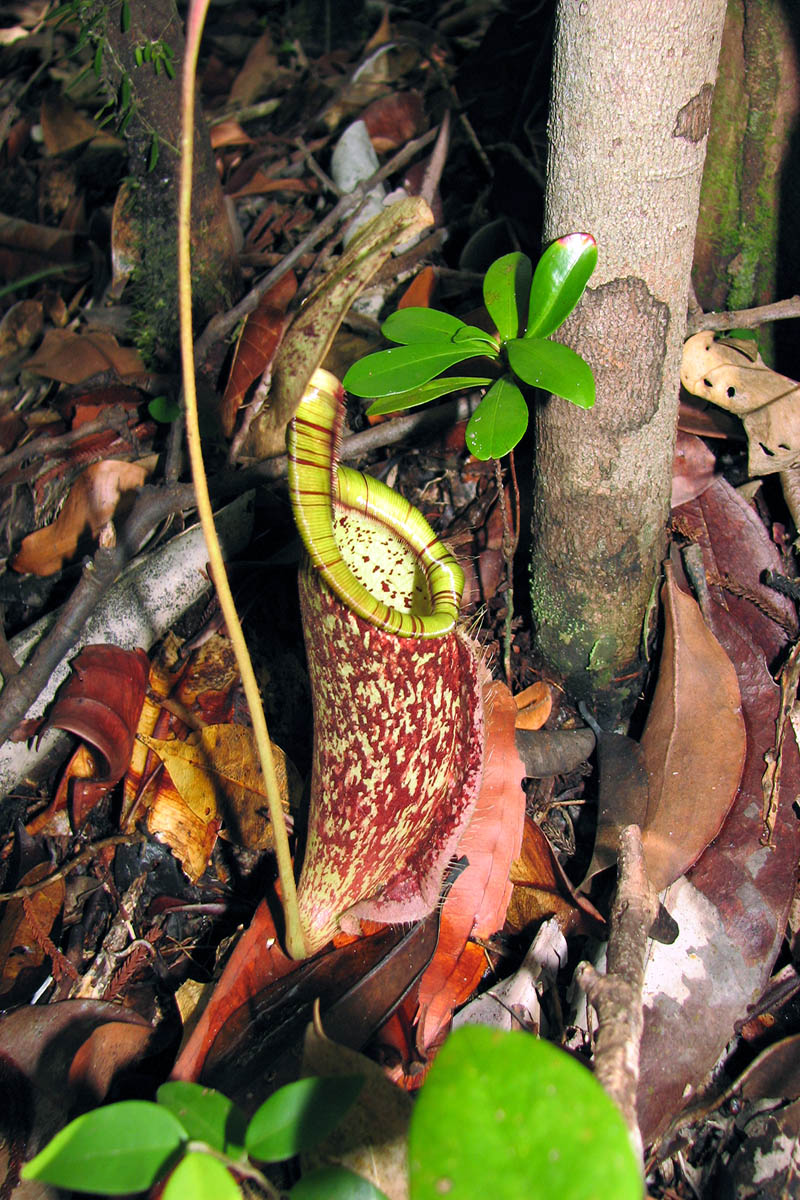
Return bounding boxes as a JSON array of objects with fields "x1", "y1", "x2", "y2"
[{"x1": 287, "y1": 368, "x2": 464, "y2": 638}]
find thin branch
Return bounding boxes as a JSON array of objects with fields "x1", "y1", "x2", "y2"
[
  {"x1": 0, "y1": 406, "x2": 134, "y2": 478},
  {"x1": 687, "y1": 295, "x2": 800, "y2": 337},
  {"x1": 576, "y1": 824, "x2": 660, "y2": 1165},
  {"x1": 0, "y1": 833, "x2": 145, "y2": 901}
]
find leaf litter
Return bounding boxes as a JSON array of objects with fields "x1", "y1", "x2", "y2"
[{"x1": 0, "y1": 4, "x2": 799, "y2": 1199}]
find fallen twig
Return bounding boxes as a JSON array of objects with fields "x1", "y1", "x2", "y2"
[{"x1": 576, "y1": 824, "x2": 660, "y2": 1163}]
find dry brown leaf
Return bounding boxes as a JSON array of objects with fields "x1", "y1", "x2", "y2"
[
  {"x1": 301, "y1": 1023, "x2": 412, "y2": 1200},
  {"x1": 681, "y1": 331, "x2": 800, "y2": 474},
  {"x1": 210, "y1": 121, "x2": 254, "y2": 149},
  {"x1": 639, "y1": 565, "x2": 747, "y2": 891},
  {"x1": 11, "y1": 458, "x2": 151, "y2": 576},
  {"x1": 138, "y1": 724, "x2": 295, "y2": 850},
  {"x1": 507, "y1": 816, "x2": 602, "y2": 936},
  {"x1": 0, "y1": 862, "x2": 65, "y2": 1000},
  {"x1": 24, "y1": 329, "x2": 145, "y2": 384},
  {"x1": 362, "y1": 91, "x2": 425, "y2": 153},
  {"x1": 0, "y1": 299, "x2": 43, "y2": 361},
  {"x1": 228, "y1": 30, "x2": 282, "y2": 107},
  {"x1": 40, "y1": 94, "x2": 122, "y2": 154}
]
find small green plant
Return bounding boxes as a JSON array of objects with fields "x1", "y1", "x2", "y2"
[
  {"x1": 22, "y1": 1028, "x2": 642, "y2": 1199},
  {"x1": 22, "y1": 1075, "x2": 386, "y2": 1199},
  {"x1": 343, "y1": 234, "x2": 598, "y2": 460}
]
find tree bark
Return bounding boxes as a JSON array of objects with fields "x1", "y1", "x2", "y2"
[
  {"x1": 103, "y1": 0, "x2": 240, "y2": 361},
  {"x1": 693, "y1": 0, "x2": 800, "y2": 371},
  {"x1": 530, "y1": 0, "x2": 726, "y2": 721}
]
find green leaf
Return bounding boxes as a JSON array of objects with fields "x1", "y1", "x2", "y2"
[
  {"x1": 157, "y1": 1082, "x2": 247, "y2": 1157},
  {"x1": 162, "y1": 1151, "x2": 241, "y2": 1200},
  {"x1": 121, "y1": 0, "x2": 130, "y2": 32},
  {"x1": 291, "y1": 1166, "x2": 392, "y2": 1200},
  {"x1": 408, "y1": 1027, "x2": 642, "y2": 1200},
  {"x1": 366, "y1": 376, "x2": 493, "y2": 417},
  {"x1": 381, "y1": 308, "x2": 468, "y2": 344},
  {"x1": 452, "y1": 325, "x2": 499, "y2": 351},
  {"x1": 483, "y1": 252, "x2": 532, "y2": 341},
  {"x1": 246, "y1": 1076, "x2": 364, "y2": 1163},
  {"x1": 465, "y1": 377, "x2": 528, "y2": 460},
  {"x1": 526, "y1": 233, "x2": 597, "y2": 339},
  {"x1": 343, "y1": 343, "x2": 490, "y2": 398},
  {"x1": 21, "y1": 1101, "x2": 187, "y2": 1195},
  {"x1": 506, "y1": 338, "x2": 595, "y2": 408}
]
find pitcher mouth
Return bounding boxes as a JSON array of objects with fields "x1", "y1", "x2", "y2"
[{"x1": 288, "y1": 368, "x2": 464, "y2": 638}]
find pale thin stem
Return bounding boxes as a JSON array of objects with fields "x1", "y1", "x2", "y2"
[{"x1": 180, "y1": 0, "x2": 307, "y2": 959}]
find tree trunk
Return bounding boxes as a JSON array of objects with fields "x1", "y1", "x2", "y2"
[
  {"x1": 529, "y1": 0, "x2": 727, "y2": 722},
  {"x1": 103, "y1": 0, "x2": 240, "y2": 362},
  {"x1": 693, "y1": 0, "x2": 800, "y2": 372}
]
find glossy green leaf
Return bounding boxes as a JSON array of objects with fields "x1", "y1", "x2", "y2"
[
  {"x1": 291, "y1": 1166, "x2": 392, "y2": 1200},
  {"x1": 21, "y1": 1101, "x2": 187, "y2": 1194},
  {"x1": 526, "y1": 233, "x2": 597, "y2": 339},
  {"x1": 381, "y1": 308, "x2": 468, "y2": 344},
  {"x1": 162, "y1": 1151, "x2": 241, "y2": 1200},
  {"x1": 246, "y1": 1075, "x2": 364, "y2": 1163},
  {"x1": 452, "y1": 325, "x2": 499, "y2": 350},
  {"x1": 157, "y1": 1082, "x2": 247, "y2": 1157},
  {"x1": 366, "y1": 376, "x2": 493, "y2": 416},
  {"x1": 409, "y1": 1026, "x2": 641, "y2": 1200},
  {"x1": 483, "y1": 252, "x2": 532, "y2": 341},
  {"x1": 343, "y1": 343, "x2": 490, "y2": 398},
  {"x1": 506, "y1": 338, "x2": 595, "y2": 408},
  {"x1": 465, "y1": 377, "x2": 528, "y2": 460}
]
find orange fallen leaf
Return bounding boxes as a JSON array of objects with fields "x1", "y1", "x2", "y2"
[
  {"x1": 397, "y1": 266, "x2": 436, "y2": 310},
  {"x1": 11, "y1": 458, "x2": 151, "y2": 576},
  {"x1": 514, "y1": 681, "x2": 553, "y2": 730}
]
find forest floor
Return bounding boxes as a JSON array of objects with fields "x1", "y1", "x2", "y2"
[{"x1": 0, "y1": 2, "x2": 799, "y2": 1198}]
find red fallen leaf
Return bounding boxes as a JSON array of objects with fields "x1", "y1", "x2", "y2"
[
  {"x1": 41, "y1": 646, "x2": 149, "y2": 814},
  {"x1": 639, "y1": 565, "x2": 746, "y2": 892},
  {"x1": 220, "y1": 272, "x2": 297, "y2": 436},
  {"x1": 414, "y1": 682, "x2": 525, "y2": 1054},
  {"x1": 171, "y1": 899, "x2": 296, "y2": 1083},
  {"x1": 11, "y1": 458, "x2": 151, "y2": 576},
  {"x1": 678, "y1": 393, "x2": 743, "y2": 439},
  {"x1": 362, "y1": 90, "x2": 425, "y2": 153}
]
